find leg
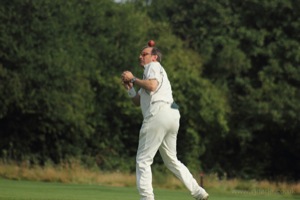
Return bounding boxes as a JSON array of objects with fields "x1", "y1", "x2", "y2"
[
  {"x1": 136, "y1": 117, "x2": 166, "y2": 200},
  {"x1": 158, "y1": 113, "x2": 208, "y2": 199}
]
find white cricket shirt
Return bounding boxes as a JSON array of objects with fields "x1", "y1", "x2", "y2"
[{"x1": 138, "y1": 62, "x2": 174, "y2": 118}]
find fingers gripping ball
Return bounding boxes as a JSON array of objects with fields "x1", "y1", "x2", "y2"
[
  {"x1": 148, "y1": 40, "x2": 155, "y2": 47},
  {"x1": 122, "y1": 77, "x2": 133, "y2": 90},
  {"x1": 125, "y1": 82, "x2": 133, "y2": 90}
]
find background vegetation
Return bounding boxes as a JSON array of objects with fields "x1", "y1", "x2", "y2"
[{"x1": 0, "y1": 0, "x2": 299, "y2": 182}]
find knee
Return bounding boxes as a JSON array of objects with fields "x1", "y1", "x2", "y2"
[
  {"x1": 163, "y1": 156, "x2": 179, "y2": 169},
  {"x1": 136, "y1": 158, "x2": 154, "y2": 170}
]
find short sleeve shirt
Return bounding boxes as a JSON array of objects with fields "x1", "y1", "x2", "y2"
[{"x1": 138, "y1": 62, "x2": 173, "y2": 118}]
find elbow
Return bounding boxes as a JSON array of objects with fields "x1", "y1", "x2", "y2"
[
  {"x1": 148, "y1": 85, "x2": 157, "y2": 92},
  {"x1": 148, "y1": 81, "x2": 158, "y2": 92}
]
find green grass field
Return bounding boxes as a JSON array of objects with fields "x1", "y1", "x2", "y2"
[{"x1": 0, "y1": 178, "x2": 298, "y2": 200}]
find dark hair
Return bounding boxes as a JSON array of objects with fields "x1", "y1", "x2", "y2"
[{"x1": 151, "y1": 47, "x2": 162, "y2": 62}]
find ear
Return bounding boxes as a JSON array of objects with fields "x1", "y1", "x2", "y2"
[{"x1": 151, "y1": 55, "x2": 158, "y2": 61}]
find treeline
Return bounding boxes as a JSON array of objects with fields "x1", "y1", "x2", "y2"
[{"x1": 0, "y1": 0, "x2": 299, "y2": 181}]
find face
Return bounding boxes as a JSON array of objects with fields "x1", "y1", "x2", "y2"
[{"x1": 139, "y1": 47, "x2": 157, "y2": 67}]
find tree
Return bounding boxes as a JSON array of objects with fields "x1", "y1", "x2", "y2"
[
  {"x1": 0, "y1": 0, "x2": 95, "y2": 163},
  {"x1": 148, "y1": 0, "x2": 300, "y2": 180}
]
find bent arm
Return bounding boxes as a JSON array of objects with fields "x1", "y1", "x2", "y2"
[
  {"x1": 122, "y1": 70, "x2": 158, "y2": 92},
  {"x1": 133, "y1": 78, "x2": 158, "y2": 92}
]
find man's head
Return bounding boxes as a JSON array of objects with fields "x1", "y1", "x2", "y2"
[{"x1": 139, "y1": 46, "x2": 162, "y2": 66}]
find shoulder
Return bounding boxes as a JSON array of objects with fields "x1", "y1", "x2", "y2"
[
  {"x1": 143, "y1": 62, "x2": 163, "y2": 79},
  {"x1": 151, "y1": 62, "x2": 161, "y2": 68},
  {"x1": 145, "y1": 62, "x2": 160, "y2": 68},
  {"x1": 146, "y1": 62, "x2": 162, "y2": 72}
]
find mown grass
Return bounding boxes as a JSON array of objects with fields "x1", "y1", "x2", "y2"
[
  {"x1": 0, "y1": 178, "x2": 298, "y2": 200},
  {"x1": 0, "y1": 160, "x2": 299, "y2": 198}
]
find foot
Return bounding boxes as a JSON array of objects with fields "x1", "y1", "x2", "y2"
[{"x1": 196, "y1": 192, "x2": 209, "y2": 200}]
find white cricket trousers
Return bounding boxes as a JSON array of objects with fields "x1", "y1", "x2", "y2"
[{"x1": 136, "y1": 103, "x2": 206, "y2": 200}]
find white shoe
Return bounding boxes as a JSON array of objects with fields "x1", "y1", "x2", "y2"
[{"x1": 196, "y1": 192, "x2": 209, "y2": 200}]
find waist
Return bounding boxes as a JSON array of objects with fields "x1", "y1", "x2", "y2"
[
  {"x1": 151, "y1": 100, "x2": 171, "y2": 104},
  {"x1": 151, "y1": 101, "x2": 179, "y2": 110}
]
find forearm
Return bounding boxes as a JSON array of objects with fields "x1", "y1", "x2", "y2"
[
  {"x1": 133, "y1": 78, "x2": 158, "y2": 92},
  {"x1": 122, "y1": 70, "x2": 158, "y2": 92},
  {"x1": 127, "y1": 87, "x2": 140, "y2": 106},
  {"x1": 131, "y1": 93, "x2": 140, "y2": 106}
]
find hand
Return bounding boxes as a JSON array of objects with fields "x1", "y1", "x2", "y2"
[
  {"x1": 121, "y1": 71, "x2": 134, "y2": 90},
  {"x1": 122, "y1": 81, "x2": 133, "y2": 90},
  {"x1": 121, "y1": 71, "x2": 134, "y2": 83}
]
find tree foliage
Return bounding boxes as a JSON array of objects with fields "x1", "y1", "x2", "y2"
[
  {"x1": 0, "y1": 0, "x2": 299, "y2": 181},
  {"x1": 149, "y1": 0, "x2": 300, "y2": 180}
]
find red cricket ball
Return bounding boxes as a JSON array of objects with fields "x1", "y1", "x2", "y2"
[{"x1": 148, "y1": 40, "x2": 155, "y2": 47}]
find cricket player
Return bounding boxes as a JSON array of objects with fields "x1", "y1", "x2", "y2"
[{"x1": 121, "y1": 43, "x2": 209, "y2": 200}]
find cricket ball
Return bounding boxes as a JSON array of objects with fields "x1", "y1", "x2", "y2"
[{"x1": 148, "y1": 40, "x2": 155, "y2": 47}]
